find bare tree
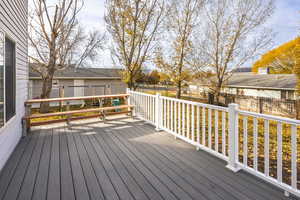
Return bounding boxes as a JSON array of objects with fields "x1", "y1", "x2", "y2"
[
  {"x1": 155, "y1": 0, "x2": 204, "y2": 98},
  {"x1": 105, "y1": 0, "x2": 165, "y2": 89},
  {"x1": 194, "y1": 0, "x2": 274, "y2": 104},
  {"x1": 29, "y1": 0, "x2": 105, "y2": 112}
]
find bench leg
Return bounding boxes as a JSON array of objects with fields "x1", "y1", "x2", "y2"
[
  {"x1": 130, "y1": 108, "x2": 134, "y2": 119},
  {"x1": 101, "y1": 111, "x2": 106, "y2": 123},
  {"x1": 67, "y1": 115, "x2": 71, "y2": 125}
]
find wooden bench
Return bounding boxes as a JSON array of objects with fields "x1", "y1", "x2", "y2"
[{"x1": 22, "y1": 94, "x2": 134, "y2": 135}]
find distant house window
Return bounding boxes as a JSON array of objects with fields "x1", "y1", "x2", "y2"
[
  {"x1": 281, "y1": 91, "x2": 287, "y2": 100},
  {"x1": 5, "y1": 37, "x2": 16, "y2": 122}
]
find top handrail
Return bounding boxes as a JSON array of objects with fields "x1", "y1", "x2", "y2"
[
  {"x1": 25, "y1": 94, "x2": 129, "y2": 105},
  {"x1": 238, "y1": 109, "x2": 300, "y2": 125},
  {"x1": 160, "y1": 95, "x2": 229, "y2": 112}
]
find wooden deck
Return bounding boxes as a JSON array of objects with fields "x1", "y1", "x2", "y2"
[{"x1": 0, "y1": 117, "x2": 297, "y2": 200}]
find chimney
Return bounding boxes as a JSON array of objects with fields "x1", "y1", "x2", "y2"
[{"x1": 258, "y1": 67, "x2": 269, "y2": 74}]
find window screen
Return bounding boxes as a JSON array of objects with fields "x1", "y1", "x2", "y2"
[{"x1": 5, "y1": 37, "x2": 16, "y2": 122}]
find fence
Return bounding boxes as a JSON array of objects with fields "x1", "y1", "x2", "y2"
[
  {"x1": 128, "y1": 90, "x2": 300, "y2": 198},
  {"x1": 219, "y1": 94, "x2": 300, "y2": 119}
]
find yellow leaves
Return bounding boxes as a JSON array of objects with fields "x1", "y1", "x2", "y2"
[{"x1": 252, "y1": 37, "x2": 300, "y2": 74}]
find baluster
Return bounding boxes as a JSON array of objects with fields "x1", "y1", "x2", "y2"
[
  {"x1": 183, "y1": 103, "x2": 185, "y2": 136},
  {"x1": 277, "y1": 122, "x2": 282, "y2": 183},
  {"x1": 197, "y1": 106, "x2": 200, "y2": 146},
  {"x1": 243, "y1": 117, "x2": 248, "y2": 166},
  {"x1": 171, "y1": 101, "x2": 174, "y2": 131},
  {"x1": 253, "y1": 118, "x2": 258, "y2": 171},
  {"x1": 202, "y1": 107, "x2": 206, "y2": 146},
  {"x1": 163, "y1": 99, "x2": 166, "y2": 127},
  {"x1": 152, "y1": 97, "x2": 155, "y2": 123},
  {"x1": 264, "y1": 120, "x2": 270, "y2": 176},
  {"x1": 148, "y1": 96, "x2": 150, "y2": 121},
  {"x1": 178, "y1": 102, "x2": 182, "y2": 135},
  {"x1": 222, "y1": 111, "x2": 226, "y2": 155},
  {"x1": 167, "y1": 100, "x2": 170, "y2": 129},
  {"x1": 175, "y1": 101, "x2": 177, "y2": 133},
  {"x1": 215, "y1": 110, "x2": 218, "y2": 151},
  {"x1": 291, "y1": 124, "x2": 297, "y2": 189},
  {"x1": 208, "y1": 109, "x2": 212, "y2": 149},
  {"x1": 187, "y1": 104, "x2": 190, "y2": 138},
  {"x1": 192, "y1": 105, "x2": 195, "y2": 141}
]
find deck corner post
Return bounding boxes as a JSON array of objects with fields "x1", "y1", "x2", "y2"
[
  {"x1": 126, "y1": 88, "x2": 134, "y2": 117},
  {"x1": 23, "y1": 104, "x2": 32, "y2": 136},
  {"x1": 155, "y1": 93, "x2": 161, "y2": 131},
  {"x1": 66, "y1": 101, "x2": 71, "y2": 125},
  {"x1": 226, "y1": 103, "x2": 241, "y2": 172}
]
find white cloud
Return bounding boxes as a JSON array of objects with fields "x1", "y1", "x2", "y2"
[{"x1": 266, "y1": 0, "x2": 300, "y2": 46}]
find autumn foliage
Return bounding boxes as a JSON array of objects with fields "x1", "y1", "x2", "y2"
[{"x1": 252, "y1": 37, "x2": 300, "y2": 74}]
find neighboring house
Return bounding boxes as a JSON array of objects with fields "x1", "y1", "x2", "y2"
[
  {"x1": 190, "y1": 69, "x2": 297, "y2": 100},
  {"x1": 29, "y1": 67, "x2": 127, "y2": 99},
  {"x1": 0, "y1": 1, "x2": 28, "y2": 170}
]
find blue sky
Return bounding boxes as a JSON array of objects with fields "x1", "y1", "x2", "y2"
[
  {"x1": 78, "y1": 0, "x2": 300, "y2": 45},
  {"x1": 30, "y1": 0, "x2": 300, "y2": 67},
  {"x1": 77, "y1": 0, "x2": 300, "y2": 67}
]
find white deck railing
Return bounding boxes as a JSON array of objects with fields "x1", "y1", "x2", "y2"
[{"x1": 128, "y1": 89, "x2": 300, "y2": 198}]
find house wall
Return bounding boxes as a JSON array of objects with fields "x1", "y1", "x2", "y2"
[
  {"x1": 0, "y1": 1, "x2": 28, "y2": 170},
  {"x1": 29, "y1": 79, "x2": 126, "y2": 99},
  {"x1": 222, "y1": 87, "x2": 282, "y2": 99},
  {"x1": 83, "y1": 79, "x2": 126, "y2": 96},
  {"x1": 189, "y1": 85, "x2": 294, "y2": 100}
]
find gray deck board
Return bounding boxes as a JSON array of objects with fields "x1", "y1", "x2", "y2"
[
  {"x1": 59, "y1": 127, "x2": 76, "y2": 200},
  {"x1": 0, "y1": 135, "x2": 30, "y2": 200},
  {"x1": 47, "y1": 127, "x2": 60, "y2": 200},
  {"x1": 0, "y1": 117, "x2": 297, "y2": 200},
  {"x1": 32, "y1": 129, "x2": 52, "y2": 200},
  {"x1": 17, "y1": 130, "x2": 46, "y2": 200},
  {"x1": 71, "y1": 128, "x2": 105, "y2": 200},
  {"x1": 108, "y1": 126, "x2": 207, "y2": 200},
  {"x1": 95, "y1": 131, "x2": 150, "y2": 200},
  {"x1": 99, "y1": 131, "x2": 165, "y2": 200},
  {"x1": 134, "y1": 123, "x2": 288, "y2": 200},
  {"x1": 133, "y1": 123, "x2": 288, "y2": 200},
  {"x1": 116, "y1": 124, "x2": 232, "y2": 200},
  {"x1": 66, "y1": 128, "x2": 90, "y2": 200}
]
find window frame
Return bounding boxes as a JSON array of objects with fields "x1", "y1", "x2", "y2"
[
  {"x1": 0, "y1": 29, "x2": 17, "y2": 128},
  {"x1": 4, "y1": 35, "x2": 16, "y2": 122}
]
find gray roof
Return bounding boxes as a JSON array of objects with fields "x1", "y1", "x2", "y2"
[
  {"x1": 29, "y1": 67, "x2": 122, "y2": 79},
  {"x1": 227, "y1": 74, "x2": 297, "y2": 90},
  {"x1": 193, "y1": 74, "x2": 297, "y2": 90}
]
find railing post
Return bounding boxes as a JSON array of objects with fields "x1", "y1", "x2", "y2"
[
  {"x1": 155, "y1": 93, "x2": 161, "y2": 131},
  {"x1": 126, "y1": 88, "x2": 134, "y2": 117},
  {"x1": 226, "y1": 103, "x2": 241, "y2": 172},
  {"x1": 126, "y1": 88, "x2": 131, "y2": 105}
]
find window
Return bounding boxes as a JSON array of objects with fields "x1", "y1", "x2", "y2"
[
  {"x1": 281, "y1": 91, "x2": 287, "y2": 100},
  {"x1": 0, "y1": 32, "x2": 16, "y2": 127},
  {"x1": 5, "y1": 37, "x2": 16, "y2": 122}
]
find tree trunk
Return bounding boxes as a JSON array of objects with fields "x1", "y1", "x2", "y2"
[
  {"x1": 214, "y1": 85, "x2": 221, "y2": 105},
  {"x1": 176, "y1": 81, "x2": 182, "y2": 99},
  {"x1": 40, "y1": 76, "x2": 53, "y2": 113}
]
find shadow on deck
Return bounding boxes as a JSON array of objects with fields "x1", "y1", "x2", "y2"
[{"x1": 0, "y1": 116, "x2": 297, "y2": 200}]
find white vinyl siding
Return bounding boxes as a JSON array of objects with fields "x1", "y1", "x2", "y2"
[{"x1": 0, "y1": 0, "x2": 28, "y2": 170}]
